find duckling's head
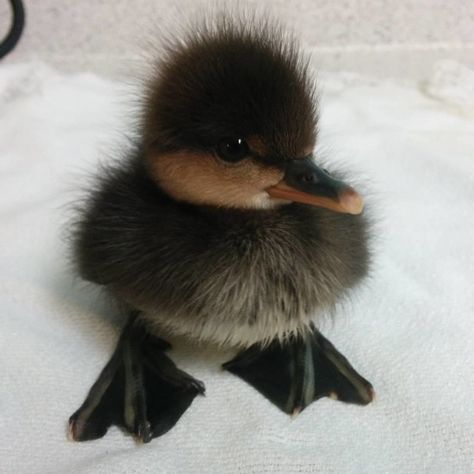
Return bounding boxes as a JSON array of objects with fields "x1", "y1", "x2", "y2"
[{"x1": 143, "y1": 18, "x2": 363, "y2": 214}]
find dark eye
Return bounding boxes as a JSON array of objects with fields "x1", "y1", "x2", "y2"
[{"x1": 216, "y1": 138, "x2": 249, "y2": 163}]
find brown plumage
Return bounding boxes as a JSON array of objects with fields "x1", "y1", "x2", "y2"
[{"x1": 68, "y1": 15, "x2": 374, "y2": 444}]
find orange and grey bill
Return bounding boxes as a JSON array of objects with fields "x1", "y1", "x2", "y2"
[{"x1": 266, "y1": 182, "x2": 364, "y2": 215}]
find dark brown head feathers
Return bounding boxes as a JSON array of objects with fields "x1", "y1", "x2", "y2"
[{"x1": 143, "y1": 17, "x2": 317, "y2": 160}]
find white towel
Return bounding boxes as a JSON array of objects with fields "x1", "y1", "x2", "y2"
[{"x1": 0, "y1": 61, "x2": 473, "y2": 473}]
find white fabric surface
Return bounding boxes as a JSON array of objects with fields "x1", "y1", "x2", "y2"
[{"x1": 1, "y1": 61, "x2": 473, "y2": 473}]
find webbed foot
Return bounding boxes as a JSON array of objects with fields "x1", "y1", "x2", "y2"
[
  {"x1": 68, "y1": 317, "x2": 204, "y2": 442},
  {"x1": 223, "y1": 325, "x2": 373, "y2": 415}
]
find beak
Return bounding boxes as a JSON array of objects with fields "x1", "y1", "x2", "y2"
[{"x1": 266, "y1": 158, "x2": 364, "y2": 215}]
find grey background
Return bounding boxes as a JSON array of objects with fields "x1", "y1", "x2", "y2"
[{"x1": 1, "y1": 0, "x2": 473, "y2": 79}]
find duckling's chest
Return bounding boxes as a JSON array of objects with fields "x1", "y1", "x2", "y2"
[{"x1": 133, "y1": 205, "x2": 367, "y2": 346}]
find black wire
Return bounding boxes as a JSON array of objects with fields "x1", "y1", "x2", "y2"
[{"x1": 0, "y1": 0, "x2": 25, "y2": 59}]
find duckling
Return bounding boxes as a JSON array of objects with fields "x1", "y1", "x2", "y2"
[{"x1": 68, "y1": 17, "x2": 374, "y2": 443}]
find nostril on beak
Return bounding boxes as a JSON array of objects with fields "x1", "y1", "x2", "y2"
[{"x1": 298, "y1": 173, "x2": 315, "y2": 183}]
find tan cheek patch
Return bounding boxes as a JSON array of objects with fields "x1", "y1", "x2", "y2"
[
  {"x1": 248, "y1": 135, "x2": 314, "y2": 160},
  {"x1": 302, "y1": 145, "x2": 315, "y2": 157},
  {"x1": 146, "y1": 151, "x2": 284, "y2": 208},
  {"x1": 247, "y1": 135, "x2": 268, "y2": 157}
]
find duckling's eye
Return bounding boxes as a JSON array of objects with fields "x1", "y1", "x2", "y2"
[{"x1": 216, "y1": 138, "x2": 249, "y2": 163}]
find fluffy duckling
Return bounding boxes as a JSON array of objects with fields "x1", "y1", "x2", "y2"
[{"x1": 68, "y1": 16, "x2": 374, "y2": 443}]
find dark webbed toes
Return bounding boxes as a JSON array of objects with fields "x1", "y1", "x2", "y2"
[
  {"x1": 68, "y1": 341, "x2": 125, "y2": 441},
  {"x1": 223, "y1": 326, "x2": 373, "y2": 415},
  {"x1": 69, "y1": 319, "x2": 204, "y2": 443},
  {"x1": 310, "y1": 332, "x2": 374, "y2": 407}
]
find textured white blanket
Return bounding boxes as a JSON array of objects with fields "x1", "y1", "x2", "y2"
[{"x1": 1, "y1": 61, "x2": 473, "y2": 473}]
